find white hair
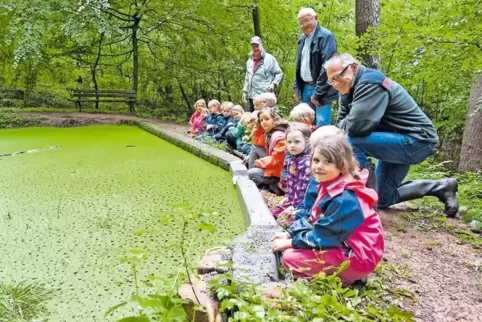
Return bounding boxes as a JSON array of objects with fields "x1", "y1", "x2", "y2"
[
  {"x1": 208, "y1": 99, "x2": 220, "y2": 108},
  {"x1": 298, "y1": 7, "x2": 317, "y2": 18},
  {"x1": 324, "y1": 53, "x2": 358, "y2": 70}
]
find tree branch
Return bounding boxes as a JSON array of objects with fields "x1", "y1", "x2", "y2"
[
  {"x1": 106, "y1": 7, "x2": 133, "y2": 18},
  {"x1": 100, "y1": 50, "x2": 134, "y2": 57},
  {"x1": 102, "y1": 9, "x2": 134, "y2": 22},
  {"x1": 103, "y1": 34, "x2": 132, "y2": 46},
  {"x1": 430, "y1": 38, "x2": 482, "y2": 51}
]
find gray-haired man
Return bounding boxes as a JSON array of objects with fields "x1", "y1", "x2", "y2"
[{"x1": 327, "y1": 53, "x2": 459, "y2": 217}]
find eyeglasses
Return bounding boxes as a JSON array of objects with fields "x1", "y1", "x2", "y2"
[
  {"x1": 327, "y1": 63, "x2": 352, "y2": 85},
  {"x1": 298, "y1": 16, "x2": 315, "y2": 26}
]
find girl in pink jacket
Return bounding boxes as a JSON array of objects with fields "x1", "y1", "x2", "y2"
[
  {"x1": 188, "y1": 99, "x2": 207, "y2": 137},
  {"x1": 272, "y1": 135, "x2": 384, "y2": 285}
]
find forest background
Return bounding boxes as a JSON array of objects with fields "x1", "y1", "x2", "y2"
[{"x1": 0, "y1": 0, "x2": 481, "y2": 171}]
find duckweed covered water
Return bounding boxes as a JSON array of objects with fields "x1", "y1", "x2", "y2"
[{"x1": 0, "y1": 125, "x2": 245, "y2": 321}]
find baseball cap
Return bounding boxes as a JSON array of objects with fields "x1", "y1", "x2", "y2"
[{"x1": 250, "y1": 36, "x2": 262, "y2": 45}]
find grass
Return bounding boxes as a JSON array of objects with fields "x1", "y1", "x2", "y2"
[
  {"x1": 403, "y1": 158, "x2": 482, "y2": 247},
  {"x1": 0, "y1": 281, "x2": 54, "y2": 322},
  {"x1": 407, "y1": 159, "x2": 482, "y2": 223}
]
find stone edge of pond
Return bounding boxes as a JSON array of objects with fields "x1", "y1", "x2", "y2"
[{"x1": 136, "y1": 121, "x2": 281, "y2": 281}]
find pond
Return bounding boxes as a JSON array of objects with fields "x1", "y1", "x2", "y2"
[{"x1": 0, "y1": 125, "x2": 245, "y2": 321}]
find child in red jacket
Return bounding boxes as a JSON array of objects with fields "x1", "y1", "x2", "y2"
[{"x1": 272, "y1": 135, "x2": 384, "y2": 285}]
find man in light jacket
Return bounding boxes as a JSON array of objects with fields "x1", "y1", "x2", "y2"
[{"x1": 242, "y1": 36, "x2": 283, "y2": 112}]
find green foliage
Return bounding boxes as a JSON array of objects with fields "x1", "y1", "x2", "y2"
[
  {"x1": 408, "y1": 158, "x2": 482, "y2": 224},
  {"x1": 0, "y1": 109, "x2": 36, "y2": 128},
  {"x1": 0, "y1": 281, "x2": 54, "y2": 322},
  {"x1": 108, "y1": 205, "x2": 220, "y2": 321},
  {"x1": 209, "y1": 268, "x2": 414, "y2": 322}
]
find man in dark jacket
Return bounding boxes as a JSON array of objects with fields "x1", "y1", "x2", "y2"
[
  {"x1": 294, "y1": 7, "x2": 338, "y2": 127},
  {"x1": 327, "y1": 53, "x2": 459, "y2": 217}
]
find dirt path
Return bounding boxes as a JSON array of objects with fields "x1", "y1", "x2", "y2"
[
  {"x1": 26, "y1": 112, "x2": 482, "y2": 321},
  {"x1": 381, "y1": 208, "x2": 482, "y2": 322}
]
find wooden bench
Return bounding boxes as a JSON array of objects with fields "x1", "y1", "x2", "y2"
[
  {"x1": 0, "y1": 88, "x2": 25, "y2": 100},
  {"x1": 69, "y1": 89, "x2": 136, "y2": 112}
]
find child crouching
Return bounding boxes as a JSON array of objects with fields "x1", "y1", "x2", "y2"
[
  {"x1": 272, "y1": 123, "x2": 312, "y2": 227},
  {"x1": 272, "y1": 134, "x2": 384, "y2": 285},
  {"x1": 226, "y1": 111, "x2": 255, "y2": 155},
  {"x1": 188, "y1": 99, "x2": 207, "y2": 137},
  {"x1": 248, "y1": 107, "x2": 287, "y2": 195}
]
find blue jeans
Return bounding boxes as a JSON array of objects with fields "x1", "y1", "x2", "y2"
[
  {"x1": 301, "y1": 83, "x2": 331, "y2": 127},
  {"x1": 348, "y1": 132, "x2": 436, "y2": 208}
]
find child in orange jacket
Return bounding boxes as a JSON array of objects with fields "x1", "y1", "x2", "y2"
[{"x1": 248, "y1": 107, "x2": 287, "y2": 194}]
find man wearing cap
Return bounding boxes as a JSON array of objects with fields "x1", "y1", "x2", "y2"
[
  {"x1": 294, "y1": 7, "x2": 338, "y2": 127},
  {"x1": 242, "y1": 36, "x2": 283, "y2": 112}
]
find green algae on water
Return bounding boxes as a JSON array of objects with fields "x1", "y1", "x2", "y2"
[{"x1": 0, "y1": 125, "x2": 246, "y2": 321}]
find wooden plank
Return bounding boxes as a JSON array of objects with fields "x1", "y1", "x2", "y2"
[{"x1": 70, "y1": 92, "x2": 136, "y2": 98}]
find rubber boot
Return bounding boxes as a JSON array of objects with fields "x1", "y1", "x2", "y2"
[{"x1": 397, "y1": 178, "x2": 459, "y2": 217}]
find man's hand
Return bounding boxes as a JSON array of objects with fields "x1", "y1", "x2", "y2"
[
  {"x1": 311, "y1": 96, "x2": 320, "y2": 106},
  {"x1": 272, "y1": 232, "x2": 290, "y2": 240},
  {"x1": 266, "y1": 84, "x2": 275, "y2": 92},
  {"x1": 271, "y1": 238, "x2": 292, "y2": 252},
  {"x1": 206, "y1": 124, "x2": 213, "y2": 130},
  {"x1": 242, "y1": 92, "x2": 247, "y2": 104},
  {"x1": 294, "y1": 92, "x2": 300, "y2": 102}
]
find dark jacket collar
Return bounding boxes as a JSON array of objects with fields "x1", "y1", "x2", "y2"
[{"x1": 347, "y1": 64, "x2": 367, "y2": 97}]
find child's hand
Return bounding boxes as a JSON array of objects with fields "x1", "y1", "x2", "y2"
[
  {"x1": 206, "y1": 125, "x2": 213, "y2": 130},
  {"x1": 271, "y1": 239, "x2": 292, "y2": 252},
  {"x1": 272, "y1": 232, "x2": 290, "y2": 240},
  {"x1": 254, "y1": 160, "x2": 262, "y2": 168},
  {"x1": 279, "y1": 206, "x2": 294, "y2": 218}
]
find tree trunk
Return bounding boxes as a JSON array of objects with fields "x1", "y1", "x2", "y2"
[
  {"x1": 355, "y1": 0, "x2": 381, "y2": 69},
  {"x1": 131, "y1": 15, "x2": 140, "y2": 113},
  {"x1": 458, "y1": 74, "x2": 482, "y2": 172},
  {"x1": 177, "y1": 79, "x2": 192, "y2": 111},
  {"x1": 92, "y1": 33, "x2": 104, "y2": 109},
  {"x1": 252, "y1": 1, "x2": 261, "y2": 38}
]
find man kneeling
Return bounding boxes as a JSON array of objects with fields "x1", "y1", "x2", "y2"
[{"x1": 326, "y1": 53, "x2": 458, "y2": 217}]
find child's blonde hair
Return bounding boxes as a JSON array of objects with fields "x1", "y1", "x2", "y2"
[
  {"x1": 240, "y1": 112, "x2": 256, "y2": 125},
  {"x1": 310, "y1": 125, "x2": 344, "y2": 147},
  {"x1": 260, "y1": 92, "x2": 277, "y2": 107},
  {"x1": 286, "y1": 122, "x2": 312, "y2": 143},
  {"x1": 208, "y1": 100, "x2": 221, "y2": 113},
  {"x1": 290, "y1": 103, "x2": 315, "y2": 124},
  {"x1": 253, "y1": 92, "x2": 277, "y2": 110},
  {"x1": 312, "y1": 135, "x2": 359, "y2": 178},
  {"x1": 194, "y1": 99, "x2": 206, "y2": 110},
  {"x1": 221, "y1": 101, "x2": 234, "y2": 110},
  {"x1": 232, "y1": 105, "x2": 244, "y2": 114}
]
